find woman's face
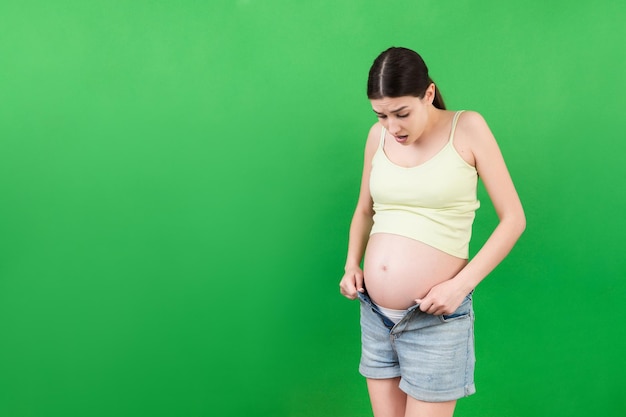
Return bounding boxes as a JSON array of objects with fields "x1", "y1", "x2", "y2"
[{"x1": 370, "y1": 86, "x2": 435, "y2": 146}]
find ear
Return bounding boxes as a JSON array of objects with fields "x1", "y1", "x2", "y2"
[{"x1": 424, "y1": 83, "x2": 436, "y2": 104}]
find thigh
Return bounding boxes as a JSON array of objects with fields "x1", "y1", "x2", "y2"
[
  {"x1": 405, "y1": 397, "x2": 456, "y2": 417},
  {"x1": 366, "y1": 377, "x2": 406, "y2": 417}
]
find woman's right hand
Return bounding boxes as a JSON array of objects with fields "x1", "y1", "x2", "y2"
[{"x1": 339, "y1": 267, "x2": 365, "y2": 300}]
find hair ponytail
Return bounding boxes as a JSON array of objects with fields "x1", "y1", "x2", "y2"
[{"x1": 430, "y1": 79, "x2": 446, "y2": 110}]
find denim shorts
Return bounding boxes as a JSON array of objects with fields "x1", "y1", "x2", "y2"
[{"x1": 358, "y1": 291, "x2": 476, "y2": 402}]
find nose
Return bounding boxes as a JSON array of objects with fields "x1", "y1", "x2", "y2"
[{"x1": 387, "y1": 118, "x2": 401, "y2": 135}]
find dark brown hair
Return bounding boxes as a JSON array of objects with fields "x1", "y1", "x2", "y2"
[{"x1": 367, "y1": 47, "x2": 446, "y2": 110}]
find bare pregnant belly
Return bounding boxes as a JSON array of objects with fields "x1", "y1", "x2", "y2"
[{"x1": 363, "y1": 233, "x2": 468, "y2": 310}]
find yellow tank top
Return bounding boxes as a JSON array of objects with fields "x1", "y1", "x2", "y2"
[{"x1": 369, "y1": 111, "x2": 480, "y2": 259}]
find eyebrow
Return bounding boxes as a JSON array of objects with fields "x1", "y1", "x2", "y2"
[{"x1": 373, "y1": 105, "x2": 409, "y2": 115}]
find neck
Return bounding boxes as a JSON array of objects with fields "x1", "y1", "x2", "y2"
[{"x1": 420, "y1": 105, "x2": 443, "y2": 138}]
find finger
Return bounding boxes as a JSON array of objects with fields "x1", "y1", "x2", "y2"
[
  {"x1": 432, "y1": 305, "x2": 446, "y2": 315},
  {"x1": 339, "y1": 283, "x2": 357, "y2": 299},
  {"x1": 415, "y1": 298, "x2": 431, "y2": 313},
  {"x1": 356, "y1": 274, "x2": 365, "y2": 293},
  {"x1": 417, "y1": 299, "x2": 438, "y2": 314}
]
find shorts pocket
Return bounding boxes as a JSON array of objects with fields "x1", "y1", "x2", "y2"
[{"x1": 440, "y1": 293, "x2": 472, "y2": 322}]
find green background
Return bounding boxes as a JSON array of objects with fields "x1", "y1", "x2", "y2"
[{"x1": 1, "y1": 1, "x2": 625, "y2": 416}]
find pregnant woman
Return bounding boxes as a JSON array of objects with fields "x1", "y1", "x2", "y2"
[{"x1": 339, "y1": 47, "x2": 526, "y2": 417}]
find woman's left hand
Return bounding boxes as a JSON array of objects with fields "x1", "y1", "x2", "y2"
[{"x1": 415, "y1": 278, "x2": 472, "y2": 316}]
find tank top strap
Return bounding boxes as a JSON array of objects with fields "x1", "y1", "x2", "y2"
[
  {"x1": 379, "y1": 125, "x2": 387, "y2": 148},
  {"x1": 448, "y1": 110, "x2": 465, "y2": 144}
]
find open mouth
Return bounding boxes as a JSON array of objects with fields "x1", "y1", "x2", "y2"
[{"x1": 394, "y1": 135, "x2": 408, "y2": 143}]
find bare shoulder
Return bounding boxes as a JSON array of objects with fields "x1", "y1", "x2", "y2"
[
  {"x1": 453, "y1": 111, "x2": 498, "y2": 164},
  {"x1": 364, "y1": 122, "x2": 383, "y2": 159},
  {"x1": 366, "y1": 122, "x2": 383, "y2": 143},
  {"x1": 457, "y1": 110, "x2": 493, "y2": 139}
]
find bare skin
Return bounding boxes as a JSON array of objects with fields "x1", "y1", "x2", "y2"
[
  {"x1": 368, "y1": 378, "x2": 457, "y2": 417},
  {"x1": 363, "y1": 233, "x2": 467, "y2": 309},
  {"x1": 339, "y1": 84, "x2": 526, "y2": 416}
]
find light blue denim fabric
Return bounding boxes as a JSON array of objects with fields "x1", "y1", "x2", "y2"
[{"x1": 358, "y1": 290, "x2": 476, "y2": 402}]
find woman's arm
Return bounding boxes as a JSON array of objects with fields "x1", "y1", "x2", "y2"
[
  {"x1": 418, "y1": 112, "x2": 526, "y2": 314},
  {"x1": 339, "y1": 124, "x2": 380, "y2": 300}
]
